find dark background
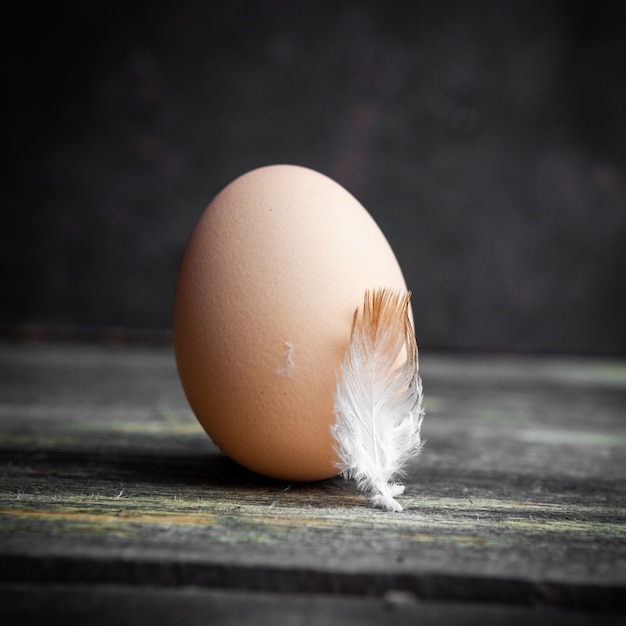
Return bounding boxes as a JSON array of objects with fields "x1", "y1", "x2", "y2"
[{"x1": 3, "y1": 0, "x2": 626, "y2": 355}]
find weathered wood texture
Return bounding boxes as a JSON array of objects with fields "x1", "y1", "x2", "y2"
[{"x1": 0, "y1": 343, "x2": 624, "y2": 622}]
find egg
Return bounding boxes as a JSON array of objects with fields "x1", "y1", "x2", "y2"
[{"x1": 173, "y1": 164, "x2": 408, "y2": 481}]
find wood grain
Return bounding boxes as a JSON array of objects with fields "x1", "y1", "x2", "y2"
[{"x1": 0, "y1": 342, "x2": 625, "y2": 620}]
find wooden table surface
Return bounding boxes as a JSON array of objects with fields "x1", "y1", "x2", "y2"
[{"x1": 0, "y1": 342, "x2": 624, "y2": 624}]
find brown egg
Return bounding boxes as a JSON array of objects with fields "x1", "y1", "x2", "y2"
[{"x1": 173, "y1": 165, "x2": 408, "y2": 481}]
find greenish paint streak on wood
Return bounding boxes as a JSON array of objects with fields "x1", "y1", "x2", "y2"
[
  {"x1": 3, "y1": 504, "x2": 624, "y2": 541},
  {"x1": 517, "y1": 430, "x2": 626, "y2": 446},
  {"x1": 588, "y1": 364, "x2": 626, "y2": 386},
  {"x1": 83, "y1": 421, "x2": 203, "y2": 435},
  {"x1": 3, "y1": 490, "x2": 623, "y2": 519},
  {"x1": 2, "y1": 489, "x2": 625, "y2": 546}
]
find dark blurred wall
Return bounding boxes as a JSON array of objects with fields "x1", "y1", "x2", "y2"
[{"x1": 3, "y1": 0, "x2": 626, "y2": 354}]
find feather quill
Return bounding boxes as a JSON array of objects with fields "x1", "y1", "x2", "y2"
[{"x1": 331, "y1": 288, "x2": 425, "y2": 512}]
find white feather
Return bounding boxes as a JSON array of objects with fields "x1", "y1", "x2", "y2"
[{"x1": 331, "y1": 288, "x2": 425, "y2": 512}]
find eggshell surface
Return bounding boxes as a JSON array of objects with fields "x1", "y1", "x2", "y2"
[{"x1": 173, "y1": 165, "x2": 408, "y2": 481}]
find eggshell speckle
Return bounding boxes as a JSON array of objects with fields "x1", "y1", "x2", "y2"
[{"x1": 173, "y1": 165, "x2": 408, "y2": 481}]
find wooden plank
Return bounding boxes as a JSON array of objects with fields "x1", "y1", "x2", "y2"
[
  {"x1": 1, "y1": 583, "x2": 624, "y2": 626},
  {"x1": 0, "y1": 343, "x2": 625, "y2": 613}
]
